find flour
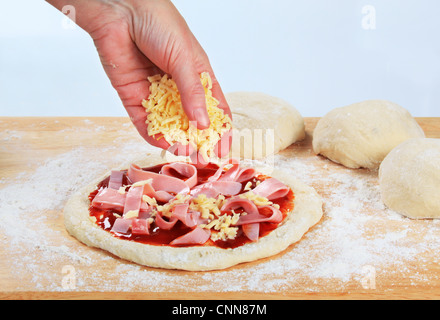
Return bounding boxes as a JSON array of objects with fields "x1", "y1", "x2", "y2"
[{"x1": 1, "y1": 135, "x2": 440, "y2": 293}]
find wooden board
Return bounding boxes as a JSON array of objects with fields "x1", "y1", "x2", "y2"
[{"x1": 0, "y1": 116, "x2": 439, "y2": 300}]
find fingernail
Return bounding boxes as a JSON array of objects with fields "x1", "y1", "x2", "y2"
[{"x1": 192, "y1": 108, "x2": 210, "y2": 129}]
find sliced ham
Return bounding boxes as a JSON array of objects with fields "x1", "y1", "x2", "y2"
[
  {"x1": 141, "y1": 183, "x2": 173, "y2": 202},
  {"x1": 242, "y1": 223, "x2": 259, "y2": 242},
  {"x1": 190, "y1": 184, "x2": 219, "y2": 198},
  {"x1": 123, "y1": 186, "x2": 143, "y2": 216},
  {"x1": 154, "y1": 190, "x2": 175, "y2": 203},
  {"x1": 171, "y1": 203, "x2": 198, "y2": 228},
  {"x1": 138, "y1": 206, "x2": 153, "y2": 219},
  {"x1": 221, "y1": 197, "x2": 259, "y2": 216},
  {"x1": 108, "y1": 170, "x2": 124, "y2": 189},
  {"x1": 161, "y1": 162, "x2": 198, "y2": 189},
  {"x1": 209, "y1": 181, "x2": 242, "y2": 196},
  {"x1": 111, "y1": 218, "x2": 132, "y2": 234},
  {"x1": 190, "y1": 181, "x2": 242, "y2": 198},
  {"x1": 252, "y1": 177, "x2": 289, "y2": 200},
  {"x1": 207, "y1": 158, "x2": 239, "y2": 182},
  {"x1": 92, "y1": 188, "x2": 126, "y2": 212},
  {"x1": 169, "y1": 227, "x2": 211, "y2": 246},
  {"x1": 208, "y1": 159, "x2": 256, "y2": 183},
  {"x1": 128, "y1": 164, "x2": 190, "y2": 196},
  {"x1": 155, "y1": 213, "x2": 178, "y2": 230},
  {"x1": 235, "y1": 205, "x2": 283, "y2": 225},
  {"x1": 221, "y1": 197, "x2": 283, "y2": 225},
  {"x1": 219, "y1": 164, "x2": 256, "y2": 183},
  {"x1": 139, "y1": 202, "x2": 152, "y2": 214},
  {"x1": 131, "y1": 218, "x2": 151, "y2": 235}
]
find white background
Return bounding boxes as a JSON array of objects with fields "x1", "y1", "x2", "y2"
[{"x1": 1, "y1": 0, "x2": 439, "y2": 117}]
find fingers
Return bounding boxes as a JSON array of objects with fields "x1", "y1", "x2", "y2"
[
  {"x1": 167, "y1": 141, "x2": 195, "y2": 157},
  {"x1": 203, "y1": 68, "x2": 232, "y2": 120},
  {"x1": 171, "y1": 58, "x2": 211, "y2": 130}
]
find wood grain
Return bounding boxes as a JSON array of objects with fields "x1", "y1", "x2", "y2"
[{"x1": 0, "y1": 116, "x2": 439, "y2": 300}]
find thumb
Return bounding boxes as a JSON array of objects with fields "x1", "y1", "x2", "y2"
[{"x1": 171, "y1": 61, "x2": 211, "y2": 129}]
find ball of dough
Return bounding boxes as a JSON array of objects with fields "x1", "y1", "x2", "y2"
[
  {"x1": 379, "y1": 138, "x2": 440, "y2": 219},
  {"x1": 312, "y1": 100, "x2": 425, "y2": 169},
  {"x1": 226, "y1": 91, "x2": 305, "y2": 159}
]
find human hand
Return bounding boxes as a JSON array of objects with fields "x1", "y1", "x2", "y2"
[{"x1": 47, "y1": 0, "x2": 232, "y2": 157}]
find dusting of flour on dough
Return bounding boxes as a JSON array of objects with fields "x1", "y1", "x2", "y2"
[{"x1": 1, "y1": 137, "x2": 440, "y2": 293}]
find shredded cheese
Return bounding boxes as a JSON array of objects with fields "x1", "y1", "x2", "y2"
[
  {"x1": 157, "y1": 193, "x2": 191, "y2": 218},
  {"x1": 142, "y1": 72, "x2": 232, "y2": 161},
  {"x1": 131, "y1": 179, "x2": 153, "y2": 188},
  {"x1": 124, "y1": 210, "x2": 139, "y2": 219},
  {"x1": 189, "y1": 194, "x2": 225, "y2": 219},
  {"x1": 188, "y1": 194, "x2": 242, "y2": 241},
  {"x1": 239, "y1": 191, "x2": 273, "y2": 206},
  {"x1": 142, "y1": 194, "x2": 157, "y2": 207},
  {"x1": 243, "y1": 181, "x2": 253, "y2": 191}
]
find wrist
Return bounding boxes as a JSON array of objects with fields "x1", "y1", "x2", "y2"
[{"x1": 45, "y1": 0, "x2": 132, "y2": 36}]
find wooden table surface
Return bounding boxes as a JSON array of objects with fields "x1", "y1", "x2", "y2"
[{"x1": 0, "y1": 116, "x2": 439, "y2": 300}]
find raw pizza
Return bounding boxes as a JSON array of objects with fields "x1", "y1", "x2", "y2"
[{"x1": 64, "y1": 155, "x2": 323, "y2": 271}]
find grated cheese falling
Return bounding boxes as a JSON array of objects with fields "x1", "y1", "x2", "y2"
[{"x1": 142, "y1": 72, "x2": 232, "y2": 161}]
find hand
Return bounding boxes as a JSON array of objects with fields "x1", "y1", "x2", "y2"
[{"x1": 47, "y1": 0, "x2": 232, "y2": 157}]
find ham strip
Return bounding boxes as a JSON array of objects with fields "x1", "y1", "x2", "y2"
[
  {"x1": 221, "y1": 197, "x2": 259, "y2": 216},
  {"x1": 208, "y1": 159, "x2": 256, "y2": 183},
  {"x1": 190, "y1": 181, "x2": 242, "y2": 198},
  {"x1": 108, "y1": 170, "x2": 124, "y2": 189},
  {"x1": 131, "y1": 219, "x2": 151, "y2": 235},
  {"x1": 221, "y1": 197, "x2": 282, "y2": 225},
  {"x1": 141, "y1": 183, "x2": 173, "y2": 203},
  {"x1": 190, "y1": 184, "x2": 218, "y2": 198},
  {"x1": 242, "y1": 223, "x2": 259, "y2": 242},
  {"x1": 219, "y1": 164, "x2": 256, "y2": 183},
  {"x1": 234, "y1": 205, "x2": 283, "y2": 225},
  {"x1": 128, "y1": 164, "x2": 190, "y2": 196},
  {"x1": 92, "y1": 188, "x2": 126, "y2": 212},
  {"x1": 154, "y1": 190, "x2": 175, "y2": 203},
  {"x1": 209, "y1": 181, "x2": 242, "y2": 196},
  {"x1": 111, "y1": 218, "x2": 132, "y2": 234},
  {"x1": 207, "y1": 158, "x2": 239, "y2": 182},
  {"x1": 252, "y1": 177, "x2": 289, "y2": 200},
  {"x1": 139, "y1": 202, "x2": 152, "y2": 215},
  {"x1": 171, "y1": 203, "x2": 199, "y2": 228},
  {"x1": 161, "y1": 162, "x2": 198, "y2": 189},
  {"x1": 169, "y1": 227, "x2": 211, "y2": 246},
  {"x1": 155, "y1": 213, "x2": 178, "y2": 230},
  {"x1": 123, "y1": 186, "x2": 143, "y2": 216}
]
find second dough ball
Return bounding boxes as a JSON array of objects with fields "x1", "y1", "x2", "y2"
[
  {"x1": 379, "y1": 138, "x2": 440, "y2": 219},
  {"x1": 226, "y1": 92, "x2": 305, "y2": 159},
  {"x1": 312, "y1": 100, "x2": 425, "y2": 169}
]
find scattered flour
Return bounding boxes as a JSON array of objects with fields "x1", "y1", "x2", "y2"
[{"x1": 1, "y1": 136, "x2": 440, "y2": 293}]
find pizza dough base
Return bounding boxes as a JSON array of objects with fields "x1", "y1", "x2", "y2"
[
  {"x1": 379, "y1": 138, "x2": 440, "y2": 219},
  {"x1": 312, "y1": 100, "x2": 425, "y2": 169},
  {"x1": 226, "y1": 91, "x2": 305, "y2": 160},
  {"x1": 63, "y1": 154, "x2": 323, "y2": 271}
]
